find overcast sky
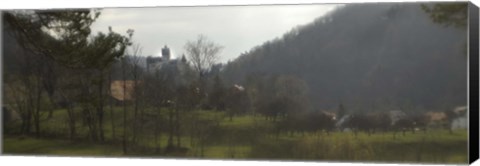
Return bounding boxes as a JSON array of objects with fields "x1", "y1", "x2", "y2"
[{"x1": 90, "y1": 4, "x2": 339, "y2": 63}]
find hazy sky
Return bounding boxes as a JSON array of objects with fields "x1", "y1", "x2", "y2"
[{"x1": 91, "y1": 4, "x2": 339, "y2": 63}]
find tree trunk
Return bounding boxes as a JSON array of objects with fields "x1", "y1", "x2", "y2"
[
  {"x1": 64, "y1": 93, "x2": 76, "y2": 140},
  {"x1": 167, "y1": 107, "x2": 174, "y2": 149},
  {"x1": 97, "y1": 71, "x2": 105, "y2": 142},
  {"x1": 122, "y1": 61, "x2": 128, "y2": 154},
  {"x1": 85, "y1": 108, "x2": 98, "y2": 141},
  {"x1": 26, "y1": 107, "x2": 32, "y2": 134},
  {"x1": 108, "y1": 72, "x2": 116, "y2": 140},
  {"x1": 25, "y1": 84, "x2": 34, "y2": 135},
  {"x1": 154, "y1": 108, "x2": 162, "y2": 153},
  {"x1": 67, "y1": 107, "x2": 76, "y2": 140},
  {"x1": 33, "y1": 77, "x2": 42, "y2": 138},
  {"x1": 122, "y1": 102, "x2": 127, "y2": 154},
  {"x1": 175, "y1": 107, "x2": 181, "y2": 148},
  {"x1": 46, "y1": 96, "x2": 55, "y2": 119},
  {"x1": 132, "y1": 79, "x2": 138, "y2": 144}
]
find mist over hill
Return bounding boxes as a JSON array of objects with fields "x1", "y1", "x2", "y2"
[{"x1": 221, "y1": 3, "x2": 467, "y2": 112}]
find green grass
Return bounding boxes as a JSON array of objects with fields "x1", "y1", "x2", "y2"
[
  {"x1": 3, "y1": 136, "x2": 123, "y2": 157},
  {"x1": 220, "y1": 115, "x2": 265, "y2": 127},
  {"x1": 3, "y1": 108, "x2": 468, "y2": 164},
  {"x1": 202, "y1": 145, "x2": 251, "y2": 158},
  {"x1": 245, "y1": 128, "x2": 467, "y2": 164}
]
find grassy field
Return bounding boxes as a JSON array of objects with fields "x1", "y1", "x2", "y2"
[{"x1": 3, "y1": 107, "x2": 468, "y2": 164}]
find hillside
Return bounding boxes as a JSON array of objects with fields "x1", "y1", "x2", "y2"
[{"x1": 221, "y1": 3, "x2": 467, "y2": 112}]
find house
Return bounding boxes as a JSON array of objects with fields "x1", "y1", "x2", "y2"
[{"x1": 110, "y1": 80, "x2": 142, "y2": 103}]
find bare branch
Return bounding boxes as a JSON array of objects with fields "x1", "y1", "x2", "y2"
[{"x1": 184, "y1": 34, "x2": 224, "y2": 75}]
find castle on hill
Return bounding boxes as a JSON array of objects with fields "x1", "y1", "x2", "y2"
[
  {"x1": 146, "y1": 45, "x2": 187, "y2": 73},
  {"x1": 110, "y1": 45, "x2": 189, "y2": 103}
]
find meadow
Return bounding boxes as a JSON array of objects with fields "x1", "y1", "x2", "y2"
[{"x1": 3, "y1": 107, "x2": 468, "y2": 164}]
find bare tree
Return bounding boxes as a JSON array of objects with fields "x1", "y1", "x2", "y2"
[
  {"x1": 57, "y1": 68, "x2": 82, "y2": 140},
  {"x1": 121, "y1": 55, "x2": 128, "y2": 154},
  {"x1": 108, "y1": 65, "x2": 116, "y2": 140},
  {"x1": 5, "y1": 10, "x2": 131, "y2": 142},
  {"x1": 127, "y1": 43, "x2": 144, "y2": 144},
  {"x1": 5, "y1": 43, "x2": 47, "y2": 137},
  {"x1": 184, "y1": 34, "x2": 224, "y2": 76}
]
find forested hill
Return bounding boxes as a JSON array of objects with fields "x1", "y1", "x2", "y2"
[{"x1": 221, "y1": 3, "x2": 467, "y2": 112}]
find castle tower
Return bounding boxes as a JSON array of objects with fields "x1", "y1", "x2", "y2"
[
  {"x1": 181, "y1": 54, "x2": 187, "y2": 63},
  {"x1": 161, "y1": 45, "x2": 171, "y2": 61}
]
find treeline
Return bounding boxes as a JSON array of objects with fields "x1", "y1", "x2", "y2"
[
  {"x1": 3, "y1": 10, "x2": 130, "y2": 142},
  {"x1": 221, "y1": 3, "x2": 467, "y2": 111},
  {"x1": 0, "y1": 10, "x2": 170, "y2": 154}
]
